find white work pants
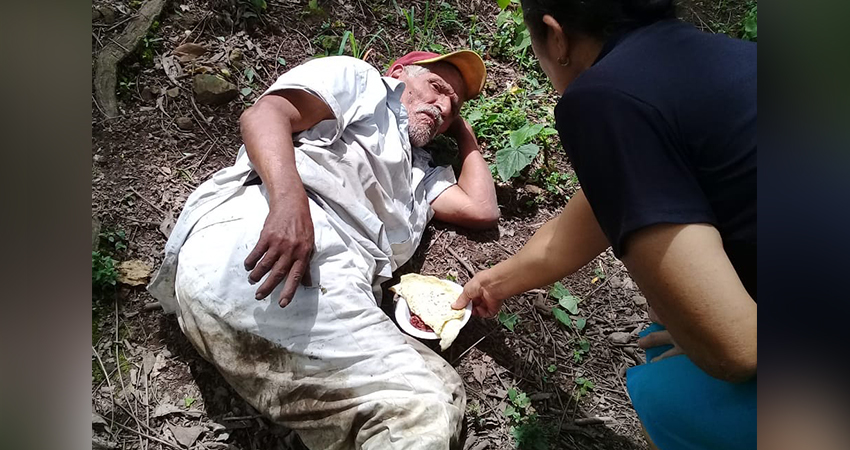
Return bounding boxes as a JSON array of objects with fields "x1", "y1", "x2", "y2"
[{"x1": 173, "y1": 185, "x2": 465, "y2": 450}]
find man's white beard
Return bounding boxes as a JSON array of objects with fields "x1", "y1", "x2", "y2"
[
  {"x1": 408, "y1": 106, "x2": 443, "y2": 147},
  {"x1": 409, "y1": 122, "x2": 435, "y2": 147}
]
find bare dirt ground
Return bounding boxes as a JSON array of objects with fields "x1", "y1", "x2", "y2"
[{"x1": 91, "y1": 1, "x2": 753, "y2": 449}]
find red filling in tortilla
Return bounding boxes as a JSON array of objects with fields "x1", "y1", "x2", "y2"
[{"x1": 409, "y1": 313, "x2": 434, "y2": 332}]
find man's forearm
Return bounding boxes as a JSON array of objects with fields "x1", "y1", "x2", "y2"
[
  {"x1": 240, "y1": 100, "x2": 307, "y2": 209},
  {"x1": 479, "y1": 190, "x2": 610, "y2": 301},
  {"x1": 453, "y1": 121, "x2": 498, "y2": 216}
]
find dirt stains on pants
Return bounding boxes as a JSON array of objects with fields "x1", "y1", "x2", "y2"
[{"x1": 174, "y1": 185, "x2": 465, "y2": 450}]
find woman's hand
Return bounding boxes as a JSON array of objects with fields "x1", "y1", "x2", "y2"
[
  {"x1": 638, "y1": 329, "x2": 685, "y2": 362},
  {"x1": 452, "y1": 270, "x2": 503, "y2": 318}
]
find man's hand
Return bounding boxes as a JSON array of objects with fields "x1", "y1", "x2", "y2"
[
  {"x1": 444, "y1": 117, "x2": 474, "y2": 147},
  {"x1": 244, "y1": 199, "x2": 314, "y2": 307},
  {"x1": 239, "y1": 89, "x2": 333, "y2": 308},
  {"x1": 452, "y1": 270, "x2": 503, "y2": 318}
]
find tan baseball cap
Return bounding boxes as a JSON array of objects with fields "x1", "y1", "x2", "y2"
[{"x1": 387, "y1": 50, "x2": 487, "y2": 99}]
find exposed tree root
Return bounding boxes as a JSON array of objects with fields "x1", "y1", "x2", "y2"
[{"x1": 93, "y1": 0, "x2": 167, "y2": 118}]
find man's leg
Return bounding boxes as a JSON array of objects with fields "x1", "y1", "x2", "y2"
[{"x1": 173, "y1": 185, "x2": 464, "y2": 450}]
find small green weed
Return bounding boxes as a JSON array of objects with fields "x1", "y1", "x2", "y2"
[
  {"x1": 136, "y1": 21, "x2": 162, "y2": 67},
  {"x1": 550, "y1": 282, "x2": 583, "y2": 319},
  {"x1": 92, "y1": 251, "x2": 119, "y2": 293},
  {"x1": 242, "y1": 0, "x2": 267, "y2": 19},
  {"x1": 504, "y1": 387, "x2": 532, "y2": 423},
  {"x1": 546, "y1": 364, "x2": 557, "y2": 373},
  {"x1": 184, "y1": 396, "x2": 196, "y2": 408},
  {"x1": 532, "y1": 169, "x2": 577, "y2": 198},
  {"x1": 511, "y1": 416, "x2": 551, "y2": 450},
  {"x1": 504, "y1": 387, "x2": 551, "y2": 449},
  {"x1": 574, "y1": 377, "x2": 595, "y2": 401},
  {"x1": 466, "y1": 399, "x2": 486, "y2": 427},
  {"x1": 99, "y1": 229, "x2": 127, "y2": 253},
  {"x1": 396, "y1": 1, "x2": 459, "y2": 53},
  {"x1": 304, "y1": 0, "x2": 324, "y2": 17},
  {"x1": 740, "y1": 3, "x2": 757, "y2": 41},
  {"x1": 592, "y1": 266, "x2": 606, "y2": 282},
  {"x1": 498, "y1": 311, "x2": 519, "y2": 331},
  {"x1": 573, "y1": 338, "x2": 590, "y2": 363}
]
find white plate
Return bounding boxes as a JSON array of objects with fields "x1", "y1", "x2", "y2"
[{"x1": 394, "y1": 290, "x2": 473, "y2": 340}]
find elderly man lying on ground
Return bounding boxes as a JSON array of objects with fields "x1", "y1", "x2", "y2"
[{"x1": 148, "y1": 49, "x2": 498, "y2": 449}]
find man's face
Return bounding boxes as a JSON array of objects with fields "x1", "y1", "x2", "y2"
[{"x1": 391, "y1": 62, "x2": 468, "y2": 147}]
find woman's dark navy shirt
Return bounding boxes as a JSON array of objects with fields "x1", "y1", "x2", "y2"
[{"x1": 555, "y1": 19, "x2": 757, "y2": 298}]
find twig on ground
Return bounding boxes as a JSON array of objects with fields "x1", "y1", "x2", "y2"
[
  {"x1": 447, "y1": 247, "x2": 476, "y2": 277},
  {"x1": 495, "y1": 241, "x2": 512, "y2": 256},
  {"x1": 574, "y1": 416, "x2": 615, "y2": 426},
  {"x1": 191, "y1": 138, "x2": 219, "y2": 173},
  {"x1": 189, "y1": 95, "x2": 209, "y2": 127},
  {"x1": 144, "y1": 302, "x2": 163, "y2": 311},
  {"x1": 114, "y1": 301, "x2": 145, "y2": 449},
  {"x1": 222, "y1": 414, "x2": 264, "y2": 421},
  {"x1": 92, "y1": 345, "x2": 113, "y2": 389},
  {"x1": 451, "y1": 326, "x2": 499, "y2": 365},
  {"x1": 427, "y1": 230, "x2": 446, "y2": 251},
  {"x1": 130, "y1": 187, "x2": 165, "y2": 217},
  {"x1": 109, "y1": 419, "x2": 182, "y2": 450},
  {"x1": 100, "y1": 14, "x2": 138, "y2": 33}
]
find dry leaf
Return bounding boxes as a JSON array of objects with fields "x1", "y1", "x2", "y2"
[
  {"x1": 150, "y1": 352, "x2": 168, "y2": 378},
  {"x1": 168, "y1": 424, "x2": 204, "y2": 448},
  {"x1": 142, "y1": 352, "x2": 156, "y2": 376},
  {"x1": 117, "y1": 260, "x2": 152, "y2": 286},
  {"x1": 161, "y1": 55, "x2": 183, "y2": 85},
  {"x1": 174, "y1": 42, "x2": 207, "y2": 62},
  {"x1": 160, "y1": 211, "x2": 176, "y2": 238},
  {"x1": 92, "y1": 412, "x2": 108, "y2": 428},
  {"x1": 472, "y1": 363, "x2": 488, "y2": 385},
  {"x1": 152, "y1": 403, "x2": 204, "y2": 419}
]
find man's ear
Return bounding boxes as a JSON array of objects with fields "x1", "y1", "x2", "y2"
[
  {"x1": 542, "y1": 14, "x2": 570, "y2": 63},
  {"x1": 388, "y1": 63, "x2": 405, "y2": 79}
]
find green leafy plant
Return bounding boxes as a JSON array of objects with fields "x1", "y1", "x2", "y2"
[
  {"x1": 546, "y1": 364, "x2": 557, "y2": 373},
  {"x1": 242, "y1": 0, "x2": 267, "y2": 19},
  {"x1": 492, "y1": 0, "x2": 536, "y2": 70},
  {"x1": 184, "y1": 396, "x2": 196, "y2": 408},
  {"x1": 550, "y1": 281, "x2": 580, "y2": 315},
  {"x1": 504, "y1": 387, "x2": 532, "y2": 423},
  {"x1": 498, "y1": 311, "x2": 519, "y2": 331},
  {"x1": 495, "y1": 123, "x2": 551, "y2": 181},
  {"x1": 92, "y1": 251, "x2": 119, "y2": 292},
  {"x1": 573, "y1": 338, "x2": 590, "y2": 363},
  {"x1": 740, "y1": 3, "x2": 757, "y2": 41},
  {"x1": 99, "y1": 229, "x2": 127, "y2": 253},
  {"x1": 511, "y1": 417, "x2": 551, "y2": 450},
  {"x1": 574, "y1": 377, "x2": 595, "y2": 401},
  {"x1": 534, "y1": 169, "x2": 575, "y2": 196},
  {"x1": 396, "y1": 1, "x2": 458, "y2": 52},
  {"x1": 304, "y1": 0, "x2": 324, "y2": 17},
  {"x1": 504, "y1": 387, "x2": 551, "y2": 449}
]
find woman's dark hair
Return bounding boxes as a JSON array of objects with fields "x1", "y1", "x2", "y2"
[{"x1": 521, "y1": 0, "x2": 677, "y2": 41}]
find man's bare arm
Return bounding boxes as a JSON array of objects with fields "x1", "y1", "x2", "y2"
[
  {"x1": 239, "y1": 90, "x2": 333, "y2": 306},
  {"x1": 431, "y1": 118, "x2": 499, "y2": 228},
  {"x1": 623, "y1": 223, "x2": 757, "y2": 383}
]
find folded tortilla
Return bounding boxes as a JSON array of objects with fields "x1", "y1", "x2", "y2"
[{"x1": 390, "y1": 274, "x2": 465, "y2": 350}]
